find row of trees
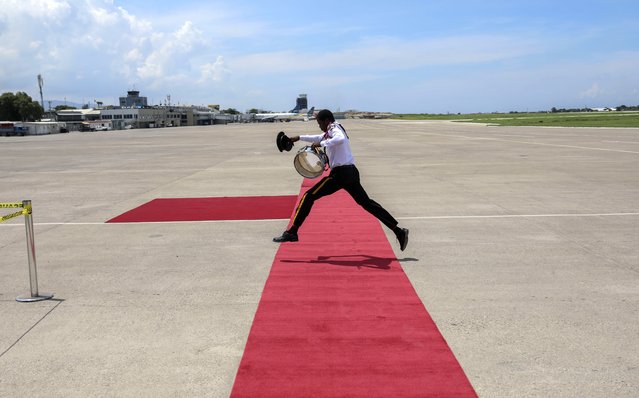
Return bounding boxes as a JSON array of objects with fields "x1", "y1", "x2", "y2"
[
  {"x1": 0, "y1": 92, "x2": 44, "y2": 122},
  {"x1": 551, "y1": 105, "x2": 639, "y2": 113},
  {"x1": 616, "y1": 105, "x2": 639, "y2": 111}
]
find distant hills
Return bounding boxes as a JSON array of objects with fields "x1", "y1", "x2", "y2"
[{"x1": 44, "y1": 99, "x2": 86, "y2": 110}]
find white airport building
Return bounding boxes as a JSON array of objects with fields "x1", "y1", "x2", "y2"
[{"x1": 54, "y1": 91, "x2": 224, "y2": 131}]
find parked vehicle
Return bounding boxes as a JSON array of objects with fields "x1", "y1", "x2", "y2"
[{"x1": 0, "y1": 122, "x2": 29, "y2": 136}]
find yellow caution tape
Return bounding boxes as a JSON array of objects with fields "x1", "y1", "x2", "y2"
[
  {"x1": 0, "y1": 203, "x2": 31, "y2": 222},
  {"x1": 0, "y1": 209, "x2": 28, "y2": 223},
  {"x1": 0, "y1": 203, "x2": 24, "y2": 208}
]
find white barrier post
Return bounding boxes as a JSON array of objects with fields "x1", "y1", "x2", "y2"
[{"x1": 16, "y1": 200, "x2": 54, "y2": 303}]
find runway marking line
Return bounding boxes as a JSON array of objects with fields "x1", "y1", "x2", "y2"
[{"x1": 0, "y1": 212, "x2": 638, "y2": 227}]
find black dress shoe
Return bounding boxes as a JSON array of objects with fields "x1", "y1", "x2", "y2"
[
  {"x1": 273, "y1": 230, "x2": 298, "y2": 242},
  {"x1": 396, "y1": 228, "x2": 409, "y2": 251}
]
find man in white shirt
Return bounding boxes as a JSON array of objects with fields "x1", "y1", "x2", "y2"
[{"x1": 273, "y1": 109, "x2": 409, "y2": 251}]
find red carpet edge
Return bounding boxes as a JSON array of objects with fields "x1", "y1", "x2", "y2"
[{"x1": 231, "y1": 180, "x2": 477, "y2": 397}]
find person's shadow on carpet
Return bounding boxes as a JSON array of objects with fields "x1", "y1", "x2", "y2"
[{"x1": 281, "y1": 255, "x2": 418, "y2": 269}]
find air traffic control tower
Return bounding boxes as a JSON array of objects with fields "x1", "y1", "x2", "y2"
[
  {"x1": 119, "y1": 90, "x2": 148, "y2": 108},
  {"x1": 296, "y1": 94, "x2": 308, "y2": 111}
]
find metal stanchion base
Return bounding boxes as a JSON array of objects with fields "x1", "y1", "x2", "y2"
[{"x1": 16, "y1": 293, "x2": 54, "y2": 303}]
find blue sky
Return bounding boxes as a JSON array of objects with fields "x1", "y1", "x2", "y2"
[{"x1": 1, "y1": 0, "x2": 638, "y2": 113}]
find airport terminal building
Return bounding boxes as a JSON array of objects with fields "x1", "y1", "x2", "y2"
[
  {"x1": 15, "y1": 91, "x2": 318, "y2": 134},
  {"x1": 55, "y1": 91, "x2": 225, "y2": 131}
]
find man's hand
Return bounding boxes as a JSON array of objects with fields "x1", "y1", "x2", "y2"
[{"x1": 311, "y1": 142, "x2": 321, "y2": 149}]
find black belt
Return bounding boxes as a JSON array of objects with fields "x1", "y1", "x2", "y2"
[{"x1": 332, "y1": 164, "x2": 356, "y2": 170}]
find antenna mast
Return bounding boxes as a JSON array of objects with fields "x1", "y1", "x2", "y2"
[{"x1": 37, "y1": 74, "x2": 44, "y2": 111}]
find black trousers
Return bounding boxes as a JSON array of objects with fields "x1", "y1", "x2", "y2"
[{"x1": 291, "y1": 165, "x2": 398, "y2": 231}]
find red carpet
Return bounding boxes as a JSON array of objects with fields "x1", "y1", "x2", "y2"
[
  {"x1": 106, "y1": 196, "x2": 298, "y2": 223},
  {"x1": 231, "y1": 179, "x2": 477, "y2": 397}
]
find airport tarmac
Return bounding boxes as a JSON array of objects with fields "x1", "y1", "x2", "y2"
[{"x1": 1, "y1": 119, "x2": 638, "y2": 397}]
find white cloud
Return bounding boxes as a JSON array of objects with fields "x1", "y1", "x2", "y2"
[
  {"x1": 229, "y1": 34, "x2": 541, "y2": 77},
  {"x1": 136, "y1": 21, "x2": 206, "y2": 80},
  {"x1": 10, "y1": 0, "x2": 72, "y2": 22},
  {"x1": 0, "y1": 1, "x2": 226, "y2": 101},
  {"x1": 581, "y1": 83, "x2": 603, "y2": 99},
  {"x1": 200, "y1": 56, "x2": 229, "y2": 82},
  {"x1": 125, "y1": 48, "x2": 142, "y2": 62},
  {"x1": 88, "y1": 5, "x2": 118, "y2": 26},
  {"x1": 116, "y1": 6, "x2": 152, "y2": 33}
]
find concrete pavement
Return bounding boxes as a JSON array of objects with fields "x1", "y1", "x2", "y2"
[{"x1": 1, "y1": 120, "x2": 638, "y2": 397}]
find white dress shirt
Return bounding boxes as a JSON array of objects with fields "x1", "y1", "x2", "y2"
[{"x1": 299, "y1": 122, "x2": 355, "y2": 168}]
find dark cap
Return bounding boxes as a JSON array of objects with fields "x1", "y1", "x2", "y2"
[{"x1": 276, "y1": 131, "x2": 294, "y2": 152}]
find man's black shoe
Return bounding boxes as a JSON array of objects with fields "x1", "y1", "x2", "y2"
[
  {"x1": 396, "y1": 228, "x2": 409, "y2": 251},
  {"x1": 273, "y1": 230, "x2": 298, "y2": 243}
]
